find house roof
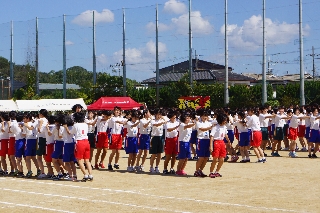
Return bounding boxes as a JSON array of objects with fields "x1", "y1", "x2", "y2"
[
  {"x1": 39, "y1": 83, "x2": 80, "y2": 90},
  {"x1": 141, "y1": 59, "x2": 255, "y2": 84},
  {"x1": 243, "y1": 73, "x2": 313, "y2": 82},
  {"x1": 142, "y1": 70, "x2": 255, "y2": 84}
]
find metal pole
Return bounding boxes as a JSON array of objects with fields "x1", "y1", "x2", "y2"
[
  {"x1": 224, "y1": 0, "x2": 229, "y2": 106},
  {"x1": 36, "y1": 17, "x2": 39, "y2": 95},
  {"x1": 312, "y1": 46, "x2": 315, "y2": 81},
  {"x1": 156, "y1": 4, "x2": 160, "y2": 106},
  {"x1": 10, "y1": 21, "x2": 13, "y2": 98},
  {"x1": 299, "y1": 0, "x2": 305, "y2": 105},
  {"x1": 63, "y1": 14, "x2": 66, "y2": 99},
  {"x1": 262, "y1": 0, "x2": 267, "y2": 104},
  {"x1": 93, "y1": 11, "x2": 97, "y2": 87},
  {"x1": 188, "y1": 0, "x2": 193, "y2": 87},
  {"x1": 123, "y1": 8, "x2": 127, "y2": 97}
]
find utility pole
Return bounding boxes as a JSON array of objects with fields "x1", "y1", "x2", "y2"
[
  {"x1": 93, "y1": 11, "x2": 97, "y2": 89},
  {"x1": 299, "y1": 0, "x2": 305, "y2": 105},
  {"x1": 156, "y1": 4, "x2": 160, "y2": 106},
  {"x1": 262, "y1": 0, "x2": 267, "y2": 104},
  {"x1": 122, "y1": 8, "x2": 127, "y2": 97},
  {"x1": 10, "y1": 21, "x2": 13, "y2": 98},
  {"x1": 307, "y1": 46, "x2": 319, "y2": 81},
  {"x1": 63, "y1": 14, "x2": 66, "y2": 99},
  {"x1": 224, "y1": 0, "x2": 229, "y2": 106},
  {"x1": 36, "y1": 17, "x2": 39, "y2": 95},
  {"x1": 188, "y1": 0, "x2": 193, "y2": 87}
]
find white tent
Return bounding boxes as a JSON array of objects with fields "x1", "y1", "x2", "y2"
[
  {"x1": 15, "y1": 100, "x2": 47, "y2": 111},
  {"x1": 15, "y1": 99, "x2": 87, "y2": 111},
  {"x1": 0, "y1": 100, "x2": 18, "y2": 111},
  {"x1": 39, "y1": 98, "x2": 87, "y2": 111}
]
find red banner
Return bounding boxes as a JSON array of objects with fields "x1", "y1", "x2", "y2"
[{"x1": 178, "y1": 96, "x2": 210, "y2": 109}]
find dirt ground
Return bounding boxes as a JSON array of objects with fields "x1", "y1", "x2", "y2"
[{"x1": 0, "y1": 148, "x2": 319, "y2": 213}]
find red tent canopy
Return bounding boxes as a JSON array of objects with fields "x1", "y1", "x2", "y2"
[{"x1": 87, "y1": 97, "x2": 142, "y2": 110}]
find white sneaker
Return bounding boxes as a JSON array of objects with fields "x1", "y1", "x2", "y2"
[
  {"x1": 37, "y1": 173, "x2": 48, "y2": 179},
  {"x1": 140, "y1": 166, "x2": 144, "y2": 172},
  {"x1": 155, "y1": 167, "x2": 160, "y2": 173},
  {"x1": 150, "y1": 167, "x2": 155, "y2": 173},
  {"x1": 301, "y1": 147, "x2": 307, "y2": 152}
]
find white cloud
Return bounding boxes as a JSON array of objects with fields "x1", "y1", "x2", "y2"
[
  {"x1": 65, "y1": 40, "x2": 74, "y2": 46},
  {"x1": 112, "y1": 41, "x2": 168, "y2": 77},
  {"x1": 72, "y1": 9, "x2": 114, "y2": 26},
  {"x1": 221, "y1": 15, "x2": 310, "y2": 50},
  {"x1": 164, "y1": 0, "x2": 187, "y2": 14},
  {"x1": 172, "y1": 11, "x2": 213, "y2": 35},
  {"x1": 97, "y1": 54, "x2": 108, "y2": 65},
  {"x1": 146, "y1": 22, "x2": 172, "y2": 33}
]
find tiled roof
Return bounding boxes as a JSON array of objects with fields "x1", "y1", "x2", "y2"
[
  {"x1": 243, "y1": 73, "x2": 313, "y2": 81},
  {"x1": 141, "y1": 59, "x2": 255, "y2": 84}
]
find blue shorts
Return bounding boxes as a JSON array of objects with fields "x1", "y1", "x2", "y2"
[
  {"x1": 52, "y1": 140, "x2": 64, "y2": 159},
  {"x1": 178, "y1": 141, "x2": 191, "y2": 159},
  {"x1": 239, "y1": 132, "x2": 250, "y2": 147},
  {"x1": 25, "y1": 139, "x2": 37, "y2": 156},
  {"x1": 271, "y1": 124, "x2": 275, "y2": 133},
  {"x1": 125, "y1": 137, "x2": 138, "y2": 154},
  {"x1": 63, "y1": 142, "x2": 75, "y2": 162},
  {"x1": 138, "y1": 134, "x2": 150, "y2": 150},
  {"x1": 305, "y1": 127, "x2": 310, "y2": 139},
  {"x1": 196, "y1": 139, "x2": 210, "y2": 157},
  {"x1": 224, "y1": 130, "x2": 234, "y2": 143},
  {"x1": 309, "y1": 129, "x2": 320, "y2": 143},
  {"x1": 15, "y1": 139, "x2": 25, "y2": 158},
  {"x1": 189, "y1": 130, "x2": 197, "y2": 144}
]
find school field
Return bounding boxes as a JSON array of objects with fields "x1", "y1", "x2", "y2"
[{"x1": 0, "y1": 150, "x2": 319, "y2": 213}]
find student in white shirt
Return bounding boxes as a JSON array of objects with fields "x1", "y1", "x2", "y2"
[
  {"x1": 36, "y1": 109, "x2": 48, "y2": 178},
  {"x1": 0, "y1": 113, "x2": 10, "y2": 174},
  {"x1": 8, "y1": 111, "x2": 18, "y2": 175},
  {"x1": 163, "y1": 111, "x2": 180, "y2": 174},
  {"x1": 125, "y1": 111, "x2": 140, "y2": 172},
  {"x1": 10, "y1": 113, "x2": 24, "y2": 177},
  {"x1": 176, "y1": 112, "x2": 195, "y2": 176},
  {"x1": 135, "y1": 109, "x2": 152, "y2": 172},
  {"x1": 42, "y1": 116, "x2": 56, "y2": 178},
  {"x1": 209, "y1": 113, "x2": 230, "y2": 178},
  {"x1": 84, "y1": 110, "x2": 96, "y2": 165}
]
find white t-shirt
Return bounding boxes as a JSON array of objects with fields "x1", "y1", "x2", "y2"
[
  {"x1": 165, "y1": 121, "x2": 179, "y2": 138},
  {"x1": 259, "y1": 114, "x2": 269, "y2": 128},
  {"x1": 2, "y1": 121, "x2": 10, "y2": 140},
  {"x1": 108, "y1": 116, "x2": 124, "y2": 134},
  {"x1": 289, "y1": 115, "x2": 299, "y2": 128},
  {"x1": 23, "y1": 121, "x2": 38, "y2": 140},
  {"x1": 151, "y1": 119, "x2": 164, "y2": 137},
  {"x1": 305, "y1": 114, "x2": 311, "y2": 127},
  {"x1": 274, "y1": 114, "x2": 287, "y2": 128},
  {"x1": 210, "y1": 124, "x2": 228, "y2": 140},
  {"x1": 178, "y1": 123, "x2": 192, "y2": 142},
  {"x1": 70, "y1": 123, "x2": 88, "y2": 141},
  {"x1": 226, "y1": 115, "x2": 234, "y2": 130},
  {"x1": 11, "y1": 122, "x2": 23, "y2": 140},
  {"x1": 310, "y1": 115, "x2": 319, "y2": 130},
  {"x1": 62, "y1": 126, "x2": 74, "y2": 143},
  {"x1": 234, "y1": 121, "x2": 248, "y2": 133},
  {"x1": 196, "y1": 121, "x2": 211, "y2": 139},
  {"x1": 246, "y1": 115, "x2": 261, "y2": 131},
  {"x1": 9, "y1": 120, "x2": 17, "y2": 138},
  {"x1": 96, "y1": 117, "x2": 109, "y2": 133},
  {"x1": 38, "y1": 117, "x2": 48, "y2": 138},
  {"x1": 126, "y1": 121, "x2": 139, "y2": 137},
  {"x1": 298, "y1": 114, "x2": 305, "y2": 126},
  {"x1": 139, "y1": 118, "x2": 152, "y2": 135},
  {"x1": 85, "y1": 118, "x2": 95, "y2": 133},
  {"x1": 44, "y1": 124, "x2": 55, "y2": 144}
]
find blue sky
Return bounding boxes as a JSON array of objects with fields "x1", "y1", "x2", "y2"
[{"x1": 0, "y1": 0, "x2": 320, "y2": 82}]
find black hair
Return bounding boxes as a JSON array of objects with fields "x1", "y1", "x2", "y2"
[
  {"x1": 216, "y1": 113, "x2": 228, "y2": 125},
  {"x1": 72, "y1": 104, "x2": 83, "y2": 112},
  {"x1": 1, "y1": 112, "x2": 10, "y2": 122},
  {"x1": 39, "y1": 109, "x2": 48, "y2": 118},
  {"x1": 180, "y1": 112, "x2": 191, "y2": 123},
  {"x1": 9, "y1": 111, "x2": 17, "y2": 119},
  {"x1": 287, "y1": 109, "x2": 293, "y2": 114},
  {"x1": 114, "y1": 106, "x2": 121, "y2": 111},
  {"x1": 167, "y1": 111, "x2": 176, "y2": 119},
  {"x1": 23, "y1": 113, "x2": 33, "y2": 121},
  {"x1": 16, "y1": 113, "x2": 24, "y2": 122},
  {"x1": 73, "y1": 112, "x2": 85, "y2": 123},
  {"x1": 57, "y1": 114, "x2": 68, "y2": 125},
  {"x1": 237, "y1": 111, "x2": 245, "y2": 119},
  {"x1": 47, "y1": 115, "x2": 56, "y2": 125}
]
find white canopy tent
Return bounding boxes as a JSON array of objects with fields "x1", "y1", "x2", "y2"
[
  {"x1": 14, "y1": 99, "x2": 87, "y2": 111},
  {"x1": 0, "y1": 100, "x2": 18, "y2": 111}
]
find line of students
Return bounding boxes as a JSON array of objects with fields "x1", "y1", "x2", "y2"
[{"x1": 0, "y1": 104, "x2": 317, "y2": 181}]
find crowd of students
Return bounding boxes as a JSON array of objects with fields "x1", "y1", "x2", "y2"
[{"x1": 0, "y1": 103, "x2": 318, "y2": 182}]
